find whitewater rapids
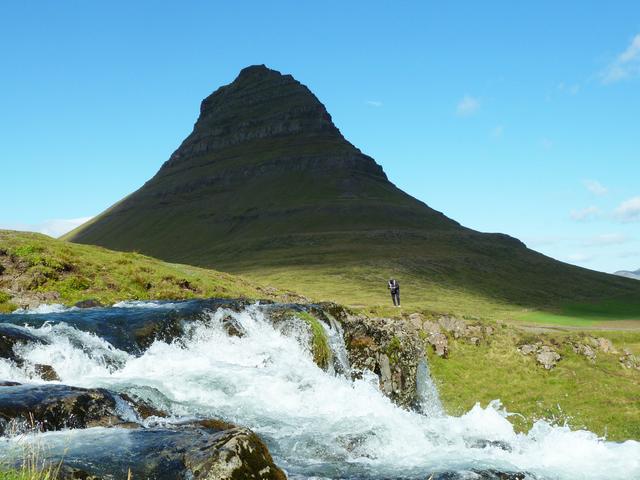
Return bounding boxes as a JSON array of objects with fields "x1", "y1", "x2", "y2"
[{"x1": 0, "y1": 301, "x2": 639, "y2": 479}]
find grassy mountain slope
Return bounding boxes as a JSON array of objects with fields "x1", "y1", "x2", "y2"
[
  {"x1": 64, "y1": 65, "x2": 640, "y2": 324},
  {"x1": 0, "y1": 230, "x2": 287, "y2": 312}
]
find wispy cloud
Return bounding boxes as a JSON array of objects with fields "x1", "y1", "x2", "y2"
[
  {"x1": 614, "y1": 196, "x2": 640, "y2": 222},
  {"x1": 582, "y1": 233, "x2": 630, "y2": 247},
  {"x1": 601, "y1": 33, "x2": 640, "y2": 84},
  {"x1": 557, "y1": 82, "x2": 581, "y2": 95},
  {"x1": 567, "y1": 252, "x2": 595, "y2": 263},
  {"x1": 456, "y1": 95, "x2": 480, "y2": 117},
  {"x1": 0, "y1": 216, "x2": 93, "y2": 238},
  {"x1": 570, "y1": 206, "x2": 601, "y2": 221},
  {"x1": 583, "y1": 179, "x2": 608, "y2": 196},
  {"x1": 490, "y1": 125, "x2": 504, "y2": 139},
  {"x1": 365, "y1": 100, "x2": 383, "y2": 107}
]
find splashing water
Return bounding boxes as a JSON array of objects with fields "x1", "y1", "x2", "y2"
[{"x1": 1, "y1": 302, "x2": 639, "y2": 479}]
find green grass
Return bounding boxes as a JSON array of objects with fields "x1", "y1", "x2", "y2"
[
  {"x1": 0, "y1": 230, "x2": 286, "y2": 309},
  {"x1": 517, "y1": 300, "x2": 640, "y2": 326},
  {"x1": 0, "y1": 468, "x2": 57, "y2": 480},
  {"x1": 296, "y1": 311, "x2": 331, "y2": 369},
  {"x1": 428, "y1": 327, "x2": 640, "y2": 441},
  {"x1": 240, "y1": 262, "x2": 640, "y2": 327}
]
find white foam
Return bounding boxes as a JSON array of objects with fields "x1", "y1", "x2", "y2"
[
  {"x1": 112, "y1": 300, "x2": 178, "y2": 309},
  {"x1": 12, "y1": 304, "x2": 77, "y2": 315},
  {"x1": 2, "y1": 306, "x2": 638, "y2": 479}
]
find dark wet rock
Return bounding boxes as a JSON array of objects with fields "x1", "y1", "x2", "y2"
[
  {"x1": 74, "y1": 299, "x2": 104, "y2": 309},
  {"x1": 466, "y1": 438, "x2": 513, "y2": 452},
  {"x1": 119, "y1": 392, "x2": 168, "y2": 419},
  {"x1": 0, "y1": 324, "x2": 46, "y2": 362},
  {"x1": 183, "y1": 425, "x2": 287, "y2": 480},
  {"x1": 0, "y1": 383, "x2": 135, "y2": 434},
  {"x1": 419, "y1": 471, "x2": 526, "y2": 480},
  {"x1": 7, "y1": 422, "x2": 286, "y2": 480},
  {"x1": 58, "y1": 465, "x2": 103, "y2": 480},
  {"x1": 34, "y1": 363, "x2": 61, "y2": 381},
  {"x1": 0, "y1": 381, "x2": 21, "y2": 387},
  {"x1": 318, "y1": 303, "x2": 425, "y2": 407},
  {"x1": 221, "y1": 313, "x2": 246, "y2": 337}
]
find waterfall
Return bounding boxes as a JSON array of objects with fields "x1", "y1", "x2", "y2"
[
  {"x1": 0, "y1": 301, "x2": 639, "y2": 479},
  {"x1": 416, "y1": 358, "x2": 445, "y2": 417},
  {"x1": 321, "y1": 315, "x2": 352, "y2": 378}
]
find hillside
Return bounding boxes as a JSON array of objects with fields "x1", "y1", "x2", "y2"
[
  {"x1": 64, "y1": 65, "x2": 640, "y2": 322},
  {"x1": 0, "y1": 230, "x2": 289, "y2": 312}
]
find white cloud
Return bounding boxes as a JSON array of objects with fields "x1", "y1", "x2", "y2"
[
  {"x1": 0, "y1": 216, "x2": 93, "y2": 238},
  {"x1": 583, "y1": 179, "x2": 608, "y2": 196},
  {"x1": 614, "y1": 196, "x2": 640, "y2": 222},
  {"x1": 456, "y1": 95, "x2": 480, "y2": 116},
  {"x1": 567, "y1": 252, "x2": 595, "y2": 263},
  {"x1": 582, "y1": 233, "x2": 629, "y2": 247},
  {"x1": 491, "y1": 125, "x2": 504, "y2": 138},
  {"x1": 570, "y1": 206, "x2": 601, "y2": 221},
  {"x1": 365, "y1": 100, "x2": 383, "y2": 107},
  {"x1": 601, "y1": 34, "x2": 640, "y2": 84}
]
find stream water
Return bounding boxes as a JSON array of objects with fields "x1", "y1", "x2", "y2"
[{"x1": 0, "y1": 300, "x2": 638, "y2": 479}]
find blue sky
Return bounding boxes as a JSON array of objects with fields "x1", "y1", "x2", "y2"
[{"x1": 1, "y1": 1, "x2": 638, "y2": 273}]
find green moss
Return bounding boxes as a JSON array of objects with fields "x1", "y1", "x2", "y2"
[
  {"x1": 296, "y1": 311, "x2": 331, "y2": 369},
  {"x1": 386, "y1": 336, "x2": 402, "y2": 365}
]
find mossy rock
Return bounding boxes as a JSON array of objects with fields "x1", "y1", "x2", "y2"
[{"x1": 296, "y1": 311, "x2": 332, "y2": 370}]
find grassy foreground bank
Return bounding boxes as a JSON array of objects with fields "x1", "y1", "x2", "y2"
[
  {"x1": 0, "y1": 230, "x2": 286, "y2": 312},
  {"x1": 427, "y1": 325, "x2": 640, "y2": 441}
]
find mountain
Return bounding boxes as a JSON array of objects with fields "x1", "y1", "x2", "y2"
[
  {"x1": 615, "y1": 269, "x2": 640, "y2": 281},
  {"x1": 65, "y1": 65, "x2": 640, "y2": 317}
]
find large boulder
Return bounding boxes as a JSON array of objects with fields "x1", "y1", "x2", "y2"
[
  {"x1": 0, "y1": 383, "x2": 158, "y2": 434},
  {"x1": 0, "y1": 324, "x2": 46, "y2": 362}
]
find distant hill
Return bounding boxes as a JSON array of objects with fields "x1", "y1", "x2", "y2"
[
  {"x1": 65, "y1": 65, "x2": 640, "y2": 318},
  {"x1": 615, "y1": 269, "x2": 640, "y2": 281}
]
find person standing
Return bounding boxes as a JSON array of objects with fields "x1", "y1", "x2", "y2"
[{"x1": 388, "y1": 278, "x2": 400, "y2": 307}]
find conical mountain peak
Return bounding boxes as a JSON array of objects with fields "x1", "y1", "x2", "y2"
[
  {"x1": 165, "y1": 65, "x2": 344, "y2": 167},
  {"x1": 66, "y1": 66, "x2": 638, "y2": 312}
]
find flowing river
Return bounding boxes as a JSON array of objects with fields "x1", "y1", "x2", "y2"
[{"x1": 0, "y1": 300, "x2": 638, "y2": 479}]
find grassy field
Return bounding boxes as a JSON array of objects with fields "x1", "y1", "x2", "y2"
[
  {"x1": 0, "y1": 230, "x2": 286, "y2": 313},
  {"x1": 238, "y1": 262, "x2": 640, "y2": 327},
  {"x1": 517, "y1": 300, "x2": 640, "y2": 327},
  {"x1": 428, "y1": 327, "x2": 640, "y2": 441}
]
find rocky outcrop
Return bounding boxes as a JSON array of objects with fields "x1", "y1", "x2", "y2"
[
  {"x1": 0, "y1": 383, "x2": 286, "y2": 479},
  {"x1": 0, "y1": 323, "x2": 46, "y2": 362},
  {"x1": 0, "y1": 383, "x2": 140, "y2": 434},
  {"x1": 518, "y1": 342, "x2": 561, "y2": 369},
  {"x1": 620, "y1": 349, "x2": 640, "y2": 370},
  {"x1": 183, "y1": 425, "x2": 286, "y2": 480}
]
